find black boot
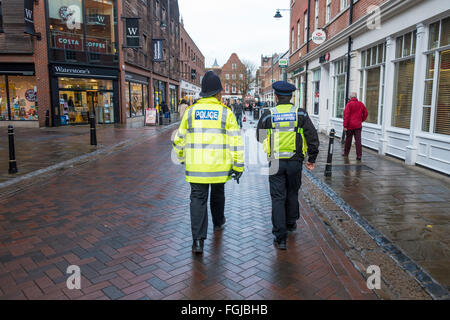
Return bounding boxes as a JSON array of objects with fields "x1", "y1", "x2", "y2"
[
  {"x1": 214, "y1": 217, "x2": 226, "y2": 231},
  {"x1": 273, "y1": 238, "x2": 287, "y2": 250},
  {"x1": 192, "y1": 239, "x2": 204, "y2": 254}
]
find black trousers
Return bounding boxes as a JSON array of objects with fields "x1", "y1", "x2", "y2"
[
  {"x1": 269, "y1": 160, "x2": 302, "y2": 241},
  {"x1": 189, "y1": 183, "x2": 226, "y2": 240}
]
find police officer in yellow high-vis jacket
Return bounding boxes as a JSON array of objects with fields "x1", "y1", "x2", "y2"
[
  {"x1": 257, "y1": 81, "x2": 319, "y2": 250},
  {"x1": 172, "y1": 71, "x2": 244, "y2": 254}
]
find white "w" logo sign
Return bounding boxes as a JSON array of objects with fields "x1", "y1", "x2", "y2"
[
  {"x1": 97, "y1": 15, "x2": 105, "y2": 23},
  {"x1": 25, "y1": 9, "x2": 33, "y2": 20},
  {"x1": 128, "y1": 28, "x2": 138, "y2": 36}
]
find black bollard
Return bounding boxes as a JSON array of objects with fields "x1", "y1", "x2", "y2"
[
  {"x1": 8, "y1": 125, "x2": 18, "y2": 174},
  {"x1": 341, "y1": 129, "x2": 346, "y2": 145},
  {"x1": 324, "y1": 129, "x2": 335, "y2": 177},
  {"x1": 90, "y1": 113, "x2": 97, "y2": 146},
  {"x1": 45, "y1": 109, "x2": 50, "y2": 127}
]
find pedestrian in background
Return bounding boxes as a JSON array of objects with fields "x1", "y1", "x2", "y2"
[
  {"x1": 233, "y1": 99, "x2": 243, "y2": 129},
  {"x1": 342, "y1": 92, "x2": 368, "y2": 161},
  {"x1": 172, "y1": 71, "x2": 244, "y2": 254},
  {"x1": 178, "y1": 99, "x2": 189, "y2": 119},
  {"x1": 257, "y1": 81, "x2": 319, "y2": 250}
]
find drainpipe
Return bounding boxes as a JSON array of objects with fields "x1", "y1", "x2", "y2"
[{"x1": 303, "y1": 0, "x2": 311, "y2": 109}]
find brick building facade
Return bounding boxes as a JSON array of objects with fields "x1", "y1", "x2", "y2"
[
  {"x1": 220, "y1": 53, "x2": 246, "y2": 101},
  {"x1": 286, "y1": 0, "x2": 449, "y2": 174},
  {"x1": 179, "y1": 21, "x2": 205, "y2": 104},
  {"x1": 0, "y1": 0, "x2": 182, "y2": 127}
]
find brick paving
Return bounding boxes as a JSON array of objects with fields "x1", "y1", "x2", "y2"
[
  {"x1": 0, "y1": 118, "x2": 376, "y2": 300},
  {"x1": 310, "y1": 133, "x2": 450, "y2": 290},
  {"x1": 0, "y1": 123, "x2": 165, "y2": 183}
]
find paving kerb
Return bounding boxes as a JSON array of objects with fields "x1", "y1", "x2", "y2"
[
  {"x1": 0, "y1": 122, "x2": 180, "y2": 198},
  {"x1": 303, "y1": 167, "x2": 449, "y2": 300}
]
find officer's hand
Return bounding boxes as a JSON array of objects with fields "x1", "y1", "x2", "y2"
[
  {"x1": 232, "y1": 171, "x2": 243, "y2": 180},
  {"x1": 305, "y1": 162, "x2": 315, "y2": 171}
]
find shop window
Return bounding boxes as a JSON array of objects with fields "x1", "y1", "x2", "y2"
[
  {"x1": 392, "y1": 31, "x2": 416, "y2": 129},
  {"x1": 333, "y1": 59, "x2": 346, "y2": 118},
  {"x1": 0, "y1": 76, "x2": 7, "y2": 120},
  {"x1": 312, "y1": 69, "x2": 320, "y2": 115},
  {"x1": 7, "y1": 76, "x2": 38, "y2": 121},
  {"x1": 128, "y1": 82, "x2": 146, "y2": 117},
  {"x1": 422, "y1": 18, "x2": 450, "y2": 135},
  {"x1": 360, "y1": 43, "x2": 386, "y2": 124}
]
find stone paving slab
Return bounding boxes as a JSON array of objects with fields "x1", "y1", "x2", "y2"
[
  {"x1": 0, "y1": 121, "x2": 377, "y2": 300},
  {"x1": 309, "y1": 133, "x2": 450, "y2": 291}
]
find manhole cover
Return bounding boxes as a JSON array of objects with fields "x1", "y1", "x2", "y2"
[{"x1": 331, "y1": 164, "x2": 373, "y2": 171}]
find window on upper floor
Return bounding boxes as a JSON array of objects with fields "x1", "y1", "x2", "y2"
[
  {"x1": 304, "y1": 12, "x2": 308, "y2": 43},
  {"x1": 232, "y1": 63, "x2": 237, "y2": 70},
  {"x1": 314, "y1": 0, "x2": 319, "y2": 30},
  {"x1": 340, "y1": 0, "x2": 348, "y2": 11},
  {"x1": 291, "y1": 27, "x2": 295, "y2": 53},
  {"x1": 232, "y1": 74, "x2": 236, "y2": 80},
  {"x1": 240, "y1": 74, "x2": 243, "y2": 80},
  {"x1": 0, "y1": 1, "x2": 3, "y2": 33},
  {"x1": 326, "y1": 0, "x2": 331, "y2": 24},
  {"x1": 156, "y1": 1, "x2": 160, "y2": 18},
  {"x1": 297, "y1": 20, "x2": 301, "y2": 49},
  {"x1": 225, "y1": 74, "x2": 230, "y2": 80}
]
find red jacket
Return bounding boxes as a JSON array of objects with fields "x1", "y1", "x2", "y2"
[{"x1": 343, "y1": 98, "x2": 368, "y2": 130}]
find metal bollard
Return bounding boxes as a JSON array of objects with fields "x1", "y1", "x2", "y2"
[
  {"x1": 324, "y1": 129, "x2": 335, "y2": 177},
  {"x1": 341, "y1": 129, "x2": 346, "y2": 145},
  {"x1": 45, "y1": 109, "x2": 50, "y2": 127},
  {"x1": 8, "y1": 125, "x2": 18, "y2": 174},
  {"x1": 90, "y1": 113, "x2": 97, "y2": 146}
]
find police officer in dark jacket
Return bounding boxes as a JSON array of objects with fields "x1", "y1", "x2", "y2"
[{"x1": 256, "y1": 81, "x2": 319, "y2": 250}]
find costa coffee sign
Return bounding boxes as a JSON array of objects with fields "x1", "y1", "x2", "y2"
[
  {"x1": 55, "y1": 35, "x2": 83, "y2": 51},
  {"x1": 86, "y1": 38, "x2": 107, "y2": 53},
  {"x1": 312, "y1": 29, "x2": 327, "y2": 45}
]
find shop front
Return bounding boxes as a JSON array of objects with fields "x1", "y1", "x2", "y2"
[
  {"x1": 169, "y1": 84, "x2": 178, "y2": 113},
  {"x1": 50, "y1": 64, "x2": 119, "y2": 126},
  {"x1": 152, "y1": 79, "x2": 167, "y2": 111},
  {"x1": 0, "y1": 63, "x2": 38, "y2": 122},
  {"x1": 180, "y1": 80, "x2": 200, "y2": 105},
  {"x1": 125, "y1": 72, "x2": 149, "y2": 119}
]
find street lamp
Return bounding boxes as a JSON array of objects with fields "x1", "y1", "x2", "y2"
[{"x1": 273, "y1": 9, "x2": 290, "y2": 19}]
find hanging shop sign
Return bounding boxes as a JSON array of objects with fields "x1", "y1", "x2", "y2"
[
  {"x1": 319, "y1": 52, "x2": 331, "y2": 63},
  {"x1": 152, "y1": 39, "x2": 164, "y2": 62},
  {"x1": 125, "y1": 18, "x2": 140, "y2": 48},
  {"x1": 312, "y1": 29, "x2": 326, "y2": 45},
  {"x1": 279, "y1": 59, "x2": 288, "y2": 68},
  {"x1": 24, "y1": 0, "x2": 35, "y2": 35}
]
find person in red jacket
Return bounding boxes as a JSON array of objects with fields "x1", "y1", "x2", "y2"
[{"x1": 342, "y1": 92, "x2": 368, "y2": 160}]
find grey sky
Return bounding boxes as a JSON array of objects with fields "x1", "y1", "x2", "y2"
[{"x1": 178, "y1": 0, "x2": 290, "y2": 68}]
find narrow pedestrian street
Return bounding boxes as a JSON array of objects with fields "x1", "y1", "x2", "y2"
[{"x1": 0, "y1": 115, "x2": 378, "y2": 300}]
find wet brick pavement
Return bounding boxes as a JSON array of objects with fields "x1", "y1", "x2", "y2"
[
  {"x1": 0, "y1": 122, "x2": 165, "y2": 184},
  {"x1": 310, "y1": 133, "x2": 450, "y2": 290},
  {"x1": 0, "y1": 116, "x2": 376, "y2": 300}
]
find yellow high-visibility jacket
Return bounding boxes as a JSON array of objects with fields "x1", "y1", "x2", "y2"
[{"x1": 172, "y1": 96, "x2": 244, "y2": 184}]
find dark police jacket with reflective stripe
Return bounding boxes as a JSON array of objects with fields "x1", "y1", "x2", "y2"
[{"x1": 256, "y1": 105, "x2": 320, "y2": 163}]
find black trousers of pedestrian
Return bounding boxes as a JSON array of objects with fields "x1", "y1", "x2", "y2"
[
  {"x1": 189, "y1": 183, "x2": 226, "y2": 240},
  {"x1": 269, "y1": 160, "x2": 303, "y2": 241}
]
